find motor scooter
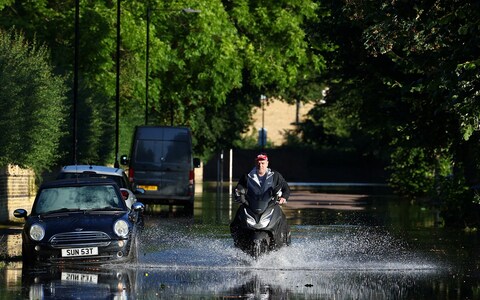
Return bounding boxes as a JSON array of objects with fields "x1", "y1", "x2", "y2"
[{"x1": 230, "y1": 186, "x2": 291, "y2": 259}]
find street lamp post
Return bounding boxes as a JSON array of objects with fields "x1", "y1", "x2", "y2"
[
  {"x1": 260, "y1": 95, "x2": 266, "y2": 151},
  {"x1": 145, "y1": 7, "x2": 200, "y2": 125},
  {"x1": 73, "y1": 0, "x2": 79, "y2": 165},
  {"x1": 145, "y1": 6, "x2": 150, "y2": 125},
  {"x1": 114, "y1": 0, "x2": 121, "y2": 168}
]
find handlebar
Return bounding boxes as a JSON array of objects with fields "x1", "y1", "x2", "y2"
[{"x1": 234, "y1": 186, "x2": 283, "y2": 206}]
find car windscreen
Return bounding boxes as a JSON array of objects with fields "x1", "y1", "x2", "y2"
[{"x1": 33, "y1": 185, "x2": 124, "y2": 214}]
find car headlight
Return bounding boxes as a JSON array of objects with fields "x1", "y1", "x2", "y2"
[
  {"x1": 114, "y1": 220, "x2": 129, "y2": 238},
  {"x1": 29, "y1": 224, "x2": 45, "y2": 241}
]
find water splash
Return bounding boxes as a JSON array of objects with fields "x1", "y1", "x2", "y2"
[
  {"x1": 136, "y1": 224, "x2": 439, "y2": 272},
  {"x1": 109, "y1": 223, "x2": 444, "y2": 299}
]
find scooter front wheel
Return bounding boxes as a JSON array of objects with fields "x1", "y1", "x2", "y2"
[{"x1": 251, "y1": 239, "x2": 268, "y2": 259}]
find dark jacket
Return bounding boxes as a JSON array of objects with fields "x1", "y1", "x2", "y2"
[{"x1": 235, "y1": 167, "x2": 290, "y2": 203}]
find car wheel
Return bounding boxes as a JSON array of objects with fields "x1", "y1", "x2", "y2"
[
  {"x1": 21, "y1": 244, "x2": 35, "y2": 267},
  {"x1": 128, "y1": 235, "x2": 139, "y2": 263}
]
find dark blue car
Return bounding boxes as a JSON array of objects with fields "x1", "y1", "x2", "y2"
[{"x1": 14, "y1": 178, "x2": 144, "y2": 266}]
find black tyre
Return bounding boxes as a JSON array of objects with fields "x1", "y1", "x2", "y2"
[
  {"x1": 21, "y1": 244, "x2": 35, "y2": 267},
  {"x1": 184, "y1": 202, "x2": 194, "y2": 216},
  {"x1": 128, "y1": 235, "x2": 139, "y2": 263},
  {"x1": 251, "y1": 239, "x2": 268, "y2": 259},
  {"x1": 286, "y1": 230, "x2": 291, "y2": 246}
]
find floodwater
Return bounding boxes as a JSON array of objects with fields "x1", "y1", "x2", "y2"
[{"x1": 1, "y1": 183, "x2": 480, "y2": 299}]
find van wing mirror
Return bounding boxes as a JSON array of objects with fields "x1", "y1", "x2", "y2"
[
  {"x1": 120, "y1": 155, "x2": 129, "y2": 166},
  {"x1": 193, "y1": 157, "x2": 201, "y2": 168}
]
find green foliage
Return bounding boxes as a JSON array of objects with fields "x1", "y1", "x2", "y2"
[
  {"x1": 0, "y1": 28, "x2": 67, "y2": 173},
  {"x1": 0, "y1": 1, "x2": 120, "y2": 165},
  {"x1": 0, "y1": 0, "x2": 13, "y2": 10},
  {"x1": 436, "y1": 173, "x2": 474, "y2": 228},
  {"x1": 233, "y1": 127, "x2": 274, "y2": 150},
  {"x1": 308, "y1": 0, "x2": 479, "y2": 184},
  {"x1": 292, "y1": 0, "x2": 480, "y2": 227},
  {"x1": 233, "y1": 132, "x2": 258, "y2": 149},
  {"x1": 227, "y1": 0, "x2": 321, "y2": 91},
  {"x1": 75, "y1": 91, "x2": 116, "y2": 164},
  {"x1": 0, "y1": 0, "x2": 325, "y2": 164},
  {"x1": 145, "y1": 0, "x2": 244, "y2": 126},
  {"x1": 387, "y1": 146, "x2": 435, "y2": 198}
]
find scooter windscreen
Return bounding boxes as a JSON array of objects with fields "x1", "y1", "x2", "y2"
[{"x1": 246, "y1": 188, "x2": 276, "y2": 214}]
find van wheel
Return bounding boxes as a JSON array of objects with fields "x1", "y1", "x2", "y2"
[{"x1": 184, "y1": 202, "x2": 194, "y2": 216}]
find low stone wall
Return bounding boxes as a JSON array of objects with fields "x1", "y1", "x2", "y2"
[{"x1": 0, "y1": 165, "x2": 36, "y2": 223}]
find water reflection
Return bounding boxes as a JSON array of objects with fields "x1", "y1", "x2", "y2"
[
  {"x1": 21, "y1": 265, "x2": 133, "y2": 299},
  {"x1": 2, "y1": 184, "x2": 480, "y2": 299},
  {"x1": 134, "y1": 267, "x2": 440, "y2": 299}
]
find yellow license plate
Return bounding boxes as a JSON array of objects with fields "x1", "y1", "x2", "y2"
[{"x1": 139, "y1": 185, "x2": 158, "y2": 191}]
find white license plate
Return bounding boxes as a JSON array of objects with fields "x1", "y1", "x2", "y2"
[
  {"x1": 61, "y1": 272, "x2": 98, "y2": 284},
  {"x1": 61, "y1": 247, "x2": 98, "y2": 257}
]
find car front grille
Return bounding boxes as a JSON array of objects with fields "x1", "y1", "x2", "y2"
[{"x1": 50, "y1": 231, "x2": 111, "y2": 248}]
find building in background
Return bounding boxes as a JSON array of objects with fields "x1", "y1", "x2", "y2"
[{"x1": 248, "y1": 98, "x2": 314, "y2": 146}]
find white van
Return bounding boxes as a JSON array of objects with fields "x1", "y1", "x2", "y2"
[{"x1": 121, "y1": 126, "x2": 200, "y2": 211}]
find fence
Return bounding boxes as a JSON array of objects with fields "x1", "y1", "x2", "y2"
[{"x1": 203, "y1": 148, "x2": 387, "y2": 183}]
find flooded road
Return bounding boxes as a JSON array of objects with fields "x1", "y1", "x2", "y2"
[{"x1": 1, "y1": 183, "x2": 479, "y2": 299}]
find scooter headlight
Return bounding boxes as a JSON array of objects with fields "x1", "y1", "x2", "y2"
[
  {"x1": 245, "y1": 209, "x2": 257, "y2": 227},
  {"x1": 245, "y1": 208, "x2": 274, "y2": 229},
  {"x1": 259, "y1": 208, "x2": 274, "y2": 228}
]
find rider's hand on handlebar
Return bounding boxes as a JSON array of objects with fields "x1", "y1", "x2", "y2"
[
  {"x1": 277, "y1": 197, "x2": 287, "y2": 205},
  {"x1": 234, "y1": 194, "x2": 249, "y2": 206},
  {"x1": 240, "y1": 195, "x2": 249, "y2": 205}
]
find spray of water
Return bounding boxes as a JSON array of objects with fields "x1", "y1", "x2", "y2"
[
  {"x1": 135, "y1": 224, "x2": 438, "y2": 272},
  {"x1": 105, "y1": 224, "x2": 443, "y2": 299}
]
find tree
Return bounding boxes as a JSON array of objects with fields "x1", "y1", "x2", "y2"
[
  {"x1": 212, "y1": 0, "x2": 326, "y2": 155},
  {"x1": 0, "y1": 0, "x2": 326, "y2": 163},
  {"x1": 0, "y1": 28, "x2": 67, "y2": 174},
  {"x1": 304, "y1": 0, "x2": 480, "y2": 226}
]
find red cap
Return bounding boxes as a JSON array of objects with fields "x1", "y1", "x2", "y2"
[{"x1": 256, "y1": 154, "x2": 268, "y2": 161}]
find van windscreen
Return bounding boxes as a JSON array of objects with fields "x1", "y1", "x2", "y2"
[{"x1": 135, "y1": 140, "x2": 190, "y2": 164}]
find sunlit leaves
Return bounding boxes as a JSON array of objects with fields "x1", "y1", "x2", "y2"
[
  {"x1": 0, "y1": 29, "x2": 67, "y2": 172},
  {"x1": 0, "y1": 0, "x2": 326, "y2": 162}
]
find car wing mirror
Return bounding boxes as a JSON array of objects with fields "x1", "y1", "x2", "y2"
[
  {"x1": 134, "y1": 188, "x2": 145, "y2": 195},
  {"x1": 13, "y1": 208, "x2": 28, "y2": 219},
  {"x1": 131, "y1": 202, "x2": 144, "y2": 212}
]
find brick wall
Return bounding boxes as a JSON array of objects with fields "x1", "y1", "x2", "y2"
[
  {"x1": 0, "y1": 165, "x2": 35, "y2": 223},
  {"x1": 249, "y1": 98, "x2": 314, "y2": 146}
]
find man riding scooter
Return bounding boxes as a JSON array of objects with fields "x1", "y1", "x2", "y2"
[{"x1": 230, "y1": 153, "x2": 291, "y2": 257}]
